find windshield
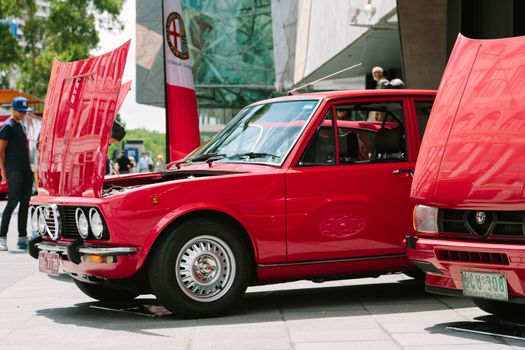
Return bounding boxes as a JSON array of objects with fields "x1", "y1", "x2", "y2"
[{"x1": 191, "y1": 100, "x2": 320, "y2": 165}]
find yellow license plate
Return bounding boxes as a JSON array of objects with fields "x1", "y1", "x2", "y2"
[{"x1": 461, "y1": 271, "x2": 508, "y2": 301}]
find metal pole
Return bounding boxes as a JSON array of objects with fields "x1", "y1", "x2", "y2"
[{"x1": 161, "y1": 0, "x2": 171, "y2": 163}]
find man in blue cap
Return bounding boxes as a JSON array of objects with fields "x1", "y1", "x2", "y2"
[{"x1": 0, "y1": 97, "x2": 34, "y2": 251}]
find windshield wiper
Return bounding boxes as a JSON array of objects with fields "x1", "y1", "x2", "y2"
[
  {"x1": 165, "y1": 153, "x2": 226, "y2": 170},
  {"x1": 190, "y1": 153, "x2": 226, "y2": 162},
  {"x1": 227, "y1": 152, "x2": 281, "y2": 160}
]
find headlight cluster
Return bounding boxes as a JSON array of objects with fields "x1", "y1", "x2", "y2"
[
  {"x1": 413, "y1": 205, "x2": 439, "y2": 234},
  {"x1": 75, "y1": 207, "x2": 106, "y2": 240},
  {"x1": 29, "y1": 205, "x2": 107, "y2": 241}
]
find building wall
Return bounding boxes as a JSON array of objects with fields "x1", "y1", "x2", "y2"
[
  {"x1": 293, "y1": 0, "x2": 397, "y2": 85},
  {"x1": 397, "y1": 0, "x2": 447, "y2": 89},
  {"x1": 398, "y1": 0, "x2": 525, "y2": 90},
  {"x1": 271, "y1": 0, "x2": 298, "y2": 92}
]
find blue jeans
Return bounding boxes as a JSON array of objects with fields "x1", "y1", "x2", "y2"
[{"x1": 0, "y1": 170, "x2": 33, "y2": 238}]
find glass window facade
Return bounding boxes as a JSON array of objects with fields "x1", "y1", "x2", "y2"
[{"x1": 182, "y1": 0, "x2": 276, "y2": 108}]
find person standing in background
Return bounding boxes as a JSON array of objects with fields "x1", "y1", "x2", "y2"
[
  {"x1": 138, "y1": 152, "x2": 152, "y2": 172},
  {"x1": 129, "y1": 156, "x2": 138, "y2": 173},
  {"x1": 372, "y1": 66, "x2": 389, "y2": 89},
  {"x1": 0, "y1": 97, "x2": 34, "y2": 251},
  {"x1": 106, "y1": 121, "x2": 126, "y2": 175},
  {"x1": 154, "y1": 154, "x2": 166, "y2": 172},
  {"x1": 117, "y1": 152, "x2": 132, "y2": 174}
]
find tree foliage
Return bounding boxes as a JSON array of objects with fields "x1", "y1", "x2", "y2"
[
  {"x1": 0, "y1": 0, "x2": 124, "y2": 97},
  {"x1": 109, "y1": 128, "x2": 167, "y2": 162}
]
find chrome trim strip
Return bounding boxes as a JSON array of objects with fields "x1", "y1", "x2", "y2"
[
  {"x1": 257, "y1": 254, "x2": 407, "y2": 268},
  {"x1": 78, "y1": 247, "x2": 137, "y2": 256},
  {"x1": 36, "y1": 242, "x2": 137, "y2": 257}
]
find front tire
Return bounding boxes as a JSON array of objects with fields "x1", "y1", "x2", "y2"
[
  {"x1": 149, "y1": 218, "x2": 252, "y2": 318},
  {"x1": 73, "y1": 279, "x2": 139, "y2": 302},
  {"x1": 473, "y1": 298, "x2": 525, "y2": 319}
]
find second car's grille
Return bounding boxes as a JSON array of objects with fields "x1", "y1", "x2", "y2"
[
  {"x1": 439, "y1": 209, "x2": 525, "y2": 240},
  {"x1": 42, "y1": 205, "x2": 59, "y2": 240}
]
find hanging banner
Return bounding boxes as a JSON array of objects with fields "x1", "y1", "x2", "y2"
[{"x1": 163, "y1": 0, "x2": 200, "y2": 162}]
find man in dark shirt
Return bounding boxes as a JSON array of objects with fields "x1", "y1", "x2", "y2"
[
  {"x1": 117, "y1": 152, "x2": 132, "y2": 174},
  {"x1": 0, "y1": 97, "x2": 34, "y2": 251}
]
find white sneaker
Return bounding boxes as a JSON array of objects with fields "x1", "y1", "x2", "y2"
[{"x1": 0, "y1": 237, "x2": 7, "y2": 251}]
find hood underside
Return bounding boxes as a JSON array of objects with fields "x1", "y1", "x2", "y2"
[
  {"x1": 38, "y1": 41, "x2": 130, "y2": 198},
  {"x1": 412, "y1": 34, "x2": 525, "y2": 207}
]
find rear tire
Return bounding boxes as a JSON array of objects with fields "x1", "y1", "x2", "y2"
[
  {"x1": 473, "y1": 298, "x2": 525, "y2": 319},
  {"x1": 73, "y1": 279, "x2": 139, "y2": 302},
  {"x1": 149, "y1": 218, "x2": 252, "y2": 318}
]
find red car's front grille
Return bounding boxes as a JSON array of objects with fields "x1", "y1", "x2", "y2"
[
  {"x1": 58, "y1": 206, "x2": 81, "y2": 238},
  {"x1": 439, "y1": 209, "x2": 525, "y2": 240},
  {"x1": 435, "y1": 249, "x2": 509, "y2": 265}
]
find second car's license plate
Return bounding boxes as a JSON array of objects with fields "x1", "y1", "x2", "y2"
[
  {"x1": 38, "y1": 251, "x2": 60, "y2": 276},
  {"x1": 461, "y1": 271, "x2": 508, "y2": 301}
]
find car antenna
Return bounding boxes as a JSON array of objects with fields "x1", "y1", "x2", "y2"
[{"x1": 287, "y1": 62, "x2": 362, "y2": 95}]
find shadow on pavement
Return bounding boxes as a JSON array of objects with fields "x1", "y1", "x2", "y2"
[
  {"x1": 427, "y1": 315, "x2": 525, "y2": 347},
  {"x1": 34, "y1": 278, "x2": 477, "y2": 336}
]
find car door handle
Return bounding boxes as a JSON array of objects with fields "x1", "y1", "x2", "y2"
[{"x1": 392, "y1": 169, "x2": 414, "y2": 177}]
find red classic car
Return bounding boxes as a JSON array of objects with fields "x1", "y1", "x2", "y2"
[
  {"x1": 29, "y1": 42, "x2": 436, "y2": 317},
  {"x1": 407, "y1": 34, "x2": 525, "y2": 318}
]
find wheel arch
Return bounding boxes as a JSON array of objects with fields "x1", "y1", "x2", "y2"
[{"x1": 141, "y1": 209, "x2": 258, "y2": 280}]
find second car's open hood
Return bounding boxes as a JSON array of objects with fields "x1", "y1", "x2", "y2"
[
  {"x1": 412, "y1": 34, "x2": 525, "y2": 207},
  {"x1": 38, "y1": 41, "x2": 130, "y2": 198}
]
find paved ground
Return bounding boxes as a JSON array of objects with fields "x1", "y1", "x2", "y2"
[{"x1": 1, "y1": 203, "x2": 524, "y2": 349}]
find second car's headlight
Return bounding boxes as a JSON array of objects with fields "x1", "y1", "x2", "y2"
[
  {"x1": 75, "y1": 208, "x2": 89, "y2": 239},
  {"x1": 89, "y1": 208, "x2": 104, "y2": 239},
  {"x1": 413, "y1": 205, "x2": 439, "y2": 234}
]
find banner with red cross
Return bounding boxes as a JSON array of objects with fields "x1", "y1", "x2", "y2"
[{"x1": 163, "y1": 0, "x2": 200, "y2": 162}]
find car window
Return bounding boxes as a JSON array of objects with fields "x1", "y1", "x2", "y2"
[
  {"x1": 192, "y1": 100, "x2": 319, "y2": 165},
  {"x1": 299, "y1": 110, "x2": 336, "y2": 166},
  {"x1": 336, "y1": 102, "x2": 406, "y2": 164},
  {"x1": 414, "y1": 100, "x2": 433, "y2": 139}
]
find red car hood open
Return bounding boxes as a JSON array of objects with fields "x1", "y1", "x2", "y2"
[
  {"x1": 38, "y1": 41, "x2": 130, "y2": 198},
  {"x1": 412, "y1": 34, "x2": 525, "y2": 208}
]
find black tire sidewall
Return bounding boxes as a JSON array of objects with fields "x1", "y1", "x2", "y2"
[{"x1": 149, "y1": 218, "x2": 252, "y2": 318}]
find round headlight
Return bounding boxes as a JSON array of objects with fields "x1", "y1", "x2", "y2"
[
  {"x1": 75, "y1": 208, "x2": 89, "y2": 239},
  {"x1": 89, "y1": 208, "x2": 104, "y2": 239},
  {"x1": 37, "y1": 207, "x2": 46, "y2": 235},
  {"x1": 30, "y1": 207, "x2": 38, "y2": 232}
]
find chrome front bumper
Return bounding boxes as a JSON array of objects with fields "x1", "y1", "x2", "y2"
[
  {"x1": 36, "y1": 241, "x2": 137, "y2": 256},
  {"x1": 29, "y1": 237, "x2": 137, "y2": 264}
]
